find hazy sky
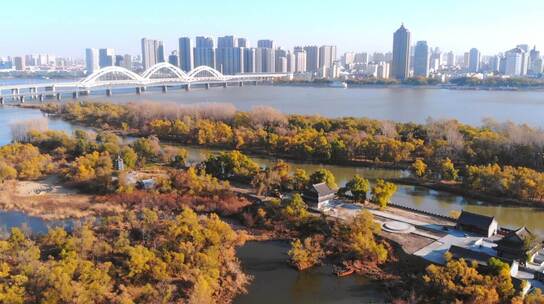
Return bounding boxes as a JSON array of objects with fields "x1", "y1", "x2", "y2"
[{"x1": 1, "y1": 0, "x2": 543, "y2": 57}]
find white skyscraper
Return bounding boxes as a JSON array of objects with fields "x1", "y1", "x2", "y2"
[
  {"x1": 141, "y1": 38, "x2": 165, "y2": 70},
  {"x1": 319, "y1": 45, "x2": 337, "y2": 69},
  {"x1": 85, "y1": 48, "x2": 99, "y2": 75},
  {"x1": 505, "y1": 47, "x2": 525, "y2": 76},
  {"x1": 294, "y1": 48, "x2": 307, "y2": 73}
]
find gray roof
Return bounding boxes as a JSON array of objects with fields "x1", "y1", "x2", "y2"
[
  {"x1": 457, "y1": 211, "x2": 496, "y2": 230},
  {"x1": 449, "y1": 245, "x2": 493, "y2": 265},
  {"x1": 311, "y1": 182, "x2": 336, "y2": 196}
]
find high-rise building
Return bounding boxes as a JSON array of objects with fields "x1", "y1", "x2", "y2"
[
  {"x1": 178, "y1": 37, "x2": 193, "y2": 72},
  {"x1": 489, "y1": 55, "x2": 501, "y2": 73},
  {"x1": 294, "y1": 48, "x2": 307, "y2": 73},
  {"x1": 354, "y1": 52, "x2": 369, "y2": 65},
  {"x1": 141, "y1": 38, "x2": 165, "y2": 70},
  {"x1": 99, "y1": 48, "x2": 115, "y2": 68},
  {"x1": 275, "y1": 48, "x2": 288, "y2": 73},
  {"x1": 529, "y1": 46, "x2": 543, "y2": 75},
  {"x1": 505, "y1": 47, "x2": 525, "y2": 76},
  {"x1": 168, "y1": 51, "x2": 180, "y2": 67},
  {"x1": 123, "y1": 54, "x2": 132, "y2": 70},
  {"x1": 243, "y1": 48, "x2": 256, "y2": 73},
  {"x1": 377, "y1": 62, "x2": 390, "y2": 79},
  {"x1": 13, "y1": 57, "x2": 25, "y2": 71},
  {"x1": 319, "y1": 45, "x2": 336, "y2": 69},
  {"x1": 391, "y1": 24, "x2": 411, "y2": 80},
  {"x1": 194, "y1": 36, "x2": 215, "y2": 68},
  {"x1": 303, "y1": 46, "x2": 319, "y2": 72},
  {"x1": 85, "y1": 48, "x2": 99, "y2": 75},
  {"x1": 468, "y1": 48, "x2": 481, "y2": 73},
  {"x1": 237, "y1": 38, "x2": 248, "y2": 48},
  {"x1": 257, "y1": 40, "x2": 274, "y2": 49},
  {"x1": 446, "y1": 51, "x2": 456, "y2": 67},
  {"x1": 286, "y1": 51, "x2": 296, "y2": 73},
  {"x1": 115, "y1": 55, "x2": 124, "y2": 67},
  {"x1": 216, "y1": 35, "x2": 244, "y2": 74},
  {"x1": 343, "y1": 52, "x2": 355, "y2": 67},
  {"x1": 413, "y1": 41, "x2": 430, "y2": 77}
]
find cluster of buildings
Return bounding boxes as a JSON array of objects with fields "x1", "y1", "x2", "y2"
[
  {"x1": 2, "y1": 26, "x2": 543, "y2": 82},
  {"x1": 386, "y1": 24, "x2": 544, "y2": 81},
  {"x1": 84, "y1": 36, "x2": 340, "y2": 79},
  {"x1": 0, "y1": 54, "x2": 83, "y2": 72}
]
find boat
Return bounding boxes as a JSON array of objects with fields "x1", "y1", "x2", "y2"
[{"x1": 329, "y1": 81, "x2": 348, "y2": 88}]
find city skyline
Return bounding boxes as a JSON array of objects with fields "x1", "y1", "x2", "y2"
[{"x1": 1, "y1": 0, "x2": 544, "y2": 57}]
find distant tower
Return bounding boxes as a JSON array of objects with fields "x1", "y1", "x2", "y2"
[
  {"x1": 468, "y1": 48, "x2": 481, "y2": 73},
  {"x1": 391, "y1": 24, "x2": 411, "y2": 80},
  {"x1": 414, "y1": 41, "x2": 430, "y2": 77},
  {"x1": 178, "y1": 37, "x2": 194, "y2": 72}
]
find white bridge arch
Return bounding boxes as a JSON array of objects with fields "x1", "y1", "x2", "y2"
[{"x1": 77, "y1": 63, "x2": 263, "y2": 89}]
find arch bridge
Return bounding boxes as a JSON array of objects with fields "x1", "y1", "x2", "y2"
[{"x1": 0, "y1": 63, "x2": 290, "y2": 103}]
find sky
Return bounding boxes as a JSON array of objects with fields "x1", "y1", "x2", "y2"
[{"x1": 1, "y1": 0, "x2": 543, "y2": 58}]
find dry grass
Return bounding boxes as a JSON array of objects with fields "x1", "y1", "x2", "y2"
[{"x1": 0, "y1": 178, "x2": 123, "y2": 220}]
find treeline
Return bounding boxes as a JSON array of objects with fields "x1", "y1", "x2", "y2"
[
  {"x1": 451, "y1": 76, "x2": 544, "y2": 88},
  {"x1": 0, "y1": 208, "x2": 249, "y2": 303}
]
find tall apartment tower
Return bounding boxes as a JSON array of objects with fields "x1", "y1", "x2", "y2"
[
  {"x1": 194, "y1": 36, "x2": 215, "y2": 68},
  {"x1": 391, "y1": 24, "x2": 411, "y2": 80},
  {"x1": 413, "y1": 41, "x2": 430, "y2": 77},
  {"x1": 257, "y1": 39, "x2": 274, "y2": 49},
  {"x1": 141, "y1": 38, "x2": 165, "y2": 70},
  {"x1": 468, "y1": 48, "x2": 481, "y2": 73},
  {"x1": 99, "y1": 48, "x2": 115, "y2": 68},
  {"x1": 319, "y1": 45, "x2": 336, "y2": 69},
  {"x1": 178, "y1": 37, "x2": 194, "y2": 72},
  {"x1": 85, "y1": 48, "x2": 99, "y2": 75},
  {"x1": 216, "y1": 35, "x2": 243, "y2": 75},
  {"x1": 304, "y1": 46, "x2": 319, "y2": 72}
]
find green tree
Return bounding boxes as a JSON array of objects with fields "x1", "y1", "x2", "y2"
[
  {"x1": 283, "y1": 193, "x2": 308, "y2": 220},
  {"x1": 371, "y1": 179, "x2": 397, "y2": 209},
  {"x1": 309, "y1": 169, "x2": 337, "y2": 189},
  {"x1": 345, "y1": 175, "x2": 370, "y2": 202}
]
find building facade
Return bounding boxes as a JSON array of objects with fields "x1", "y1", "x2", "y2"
[
  {"x1": 391, "y1": 24, "x2": 411, "y2": 80},
  {"x1": 414, "y1": 41, "x2": 430, "y2": 77}
]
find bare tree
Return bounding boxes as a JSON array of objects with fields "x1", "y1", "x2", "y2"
[{"x1": 10, "y1": 118, "x2": 48, "y2": 142}]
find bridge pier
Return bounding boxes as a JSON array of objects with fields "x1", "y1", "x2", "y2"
[
  {"x1": 184, "y1": 84, "x2": 191, "y2": 91},
  {"x1": 11, "y1": 88, "x2": 20, "y2": 96},
  {"x1": 239, "y1": 81, "x2": 244, "y2": 87},
  {"x1": 136, "y1": 87, "x2": 142, "y2": 95},
  {"x1": 38, "y1": 94, "x2": 44, "y2": 103},
  {"x1": 72, "y1": 91, "x2": 79, "y2": 99},
  {"x1": 106, "y1": 89, "x2": 113, "y2": 97},
  {"x1": 204, "y1": 83, "x2": 210, "y2": 90},
  {"x1": 0, "y1": 97, "x2": 4, "y2": 105},
  {"x1": 19, "y1": 96, "x2": 25, "y2": 103},
  {"x1": 162, "y1": 85, "x2": 168, "y2": 93},
  {"x1": 222, "y1": 82, "x2": 228, "y2": 88},
  {"x1": 56, "y1": 93, "x2": 62, "y2": 101}
]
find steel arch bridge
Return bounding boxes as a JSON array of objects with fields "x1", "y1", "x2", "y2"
[{"x1": 77, "y1": 62, "x2": 286, "y2": 89}]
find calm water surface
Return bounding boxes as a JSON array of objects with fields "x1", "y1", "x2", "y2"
[{"x1": 73, "y1": 85, "x2": 544, "y2": 127}]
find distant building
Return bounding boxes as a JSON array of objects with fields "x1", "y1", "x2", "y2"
[
  {"x1": 456, "y1": 211, "x2": 498, "y2": 238},
  {"x1": 13, "y1": 57, "x2": 25, "y2": 71},
  {"x1": 178, "y1": 37, "x2": 194, "y2": 72},
  {"x1": 99, "y1": 48, "x2": 115, "y2": 68},
  {"x1": 304, "y1": 46, "x2": 320, "y2": 72},
  {"x1": 141, "y1": 38, "x2": 165, "y2": 70},
  {"x1": 237, "y1": 38, "x2": 248, "y2": 48},
  {"x1": 319, "y1": 45, "x2": 337, "y2": 69},
  {"x1": 114, "y1": 155, "x2": 124, "y2": 171},
  {"x1": 414, "y1": 41, "x2": 430, "y2": 77},
  {"x1": 529, "y1": 46, "x2": 543, "y2": 75},
  {"x1": 168, "y1": 51, "x2": 179, "y2": 67},
  {"x1": 243, "y1": 48, "x2": 256, "y2": 73},
  {"x1": 257, "y1": 39, "x2": 274, "y2": 49},
  {"x1": 468, "y1": 48, "x2": 481, "y2": 73},
  {"x1": 446, "y1": 51, "x2": 456, "y2": 67},
  {"x1": 505, "y1": 47, "x2": 525, "y2": 76},
  {"x1": 216, "y1": 35, "x2": 244, "y2": 75},
  {"x1": 303, "y1": 182, "x2": 336, "y2": 209},
  {"x1": 194, "y1": 36, "x2": 215, "y2": 68},
  {"x1": 354, "y1": 52, "x2": 369, "y2": 65},
  {"x1": 85, "y1": 48, "x2": 99, "y2": 75},
  {"x1": 123, "y1": 54, "x2": 133, "y2": 70},
  {"x1": 391, "y1": 24, "x2": 411, "y2": 80},
  {"x1": 294, "y1": 48, "x2": 307, "y2": 73}
]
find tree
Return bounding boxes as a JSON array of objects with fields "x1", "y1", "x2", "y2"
[
  {"x1": 345, "y1": 175, "x2": 370, "y2": 202},
  {"x1": 283, "y1": 193, "x2": 308, "y2": 220},
  {"x1": 344, "y1": 210, "x2": 387, "y2": 263},
  {"x1": 132, "y1": 136, "x2": 161, "y2": 165},
  {"x1": 371, "y1": 179, "x2": 397, "y2": 209},
  {"x1": 0, "y1": 162, "x2": 17, "y2": 183},
  {"x1": 291, "y1": 168, "x2": 309, "y2": 191},
  {"x1": 440, "y1": 158, "x2": 459, "y2": 181},
  {"x1": 288, "y1": 236, "x2": 324, "y2": 270},
  {"x1": 309, "y1": 169, "x2": 337, "y2": 189},
  {"x1": 411, "y1": 159, "x2": 427, "y2": 178}
]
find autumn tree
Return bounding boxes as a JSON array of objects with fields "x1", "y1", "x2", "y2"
[
  {"x1": 283, "y1": 193, "x2": 309, "y2": 220},
  {"x1": 440, "y1": 158, "x2": 459, "y2": 181},
  {"x1": 288, "y1": 236, "x2": 325, "y2": 270},
  {"x1": 344, "y1": 175, "x2": 370, "y2": 202},
  {"x1": 371, "y1": 179, "x2": 397, "y2": 209},
  {"x1": 309, "y1": 168, "x2": 337, "y2": 189},
  {"x1": 411, "y1": 159, "x2": 428, "y2": 178}
]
